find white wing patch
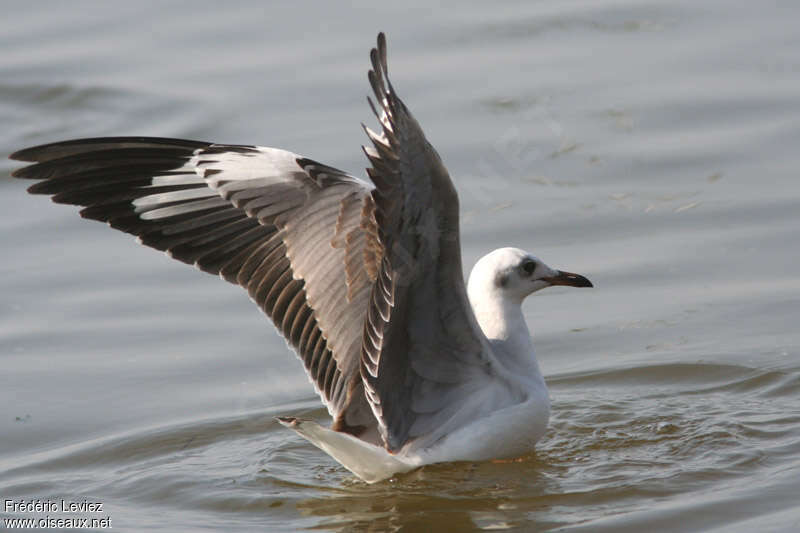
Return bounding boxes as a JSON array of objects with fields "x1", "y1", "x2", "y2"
[{"x1": 192, "y1": 147, "x2": 304, "y2": 184}]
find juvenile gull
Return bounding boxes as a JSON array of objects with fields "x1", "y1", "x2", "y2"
[{"x1": 10, "y1": 33, "x2": 592, "y2": 483}]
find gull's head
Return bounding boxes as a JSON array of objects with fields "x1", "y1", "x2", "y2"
[{"x1": 468, "y1": 247, "x2": 593, "y2": 304}]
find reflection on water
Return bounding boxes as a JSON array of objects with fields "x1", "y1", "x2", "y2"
[
  {"x1": 2, "y1": 0, "x2": 800, "y2": 531},
  {"x1": 3, "y1": 363, "x2": 798, "y2": 531},
  {"x1": 289, "y1": 362, "x2": 800, "y2": 531},
  {"x1": 295, "y1": 462, "x2": 557, "y2": 532}
]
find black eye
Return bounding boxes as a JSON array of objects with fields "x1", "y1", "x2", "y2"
[{"x1": 522, "y1": 260, "x2": 536, "y2": 274}]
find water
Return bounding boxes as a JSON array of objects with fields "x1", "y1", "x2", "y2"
[{"x1": 1, "y1": 0, "x2": 799, "y2": 531}]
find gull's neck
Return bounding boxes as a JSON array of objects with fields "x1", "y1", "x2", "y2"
[{"x1": 469, "y1": 290, "x2": 544, "y2": 383}]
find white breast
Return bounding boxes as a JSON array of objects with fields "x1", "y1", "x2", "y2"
[{"x1": 405, "y1": 383, "x2": 551, "y2": 465}]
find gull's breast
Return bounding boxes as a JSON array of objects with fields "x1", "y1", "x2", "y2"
[{"x1": 405, "y1": 385, "x2": 551, "y2": 465}]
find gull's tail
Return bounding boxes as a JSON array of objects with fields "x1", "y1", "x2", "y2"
[{"x1": 276, "y1": 417, "x2": 417, "y2": 483}]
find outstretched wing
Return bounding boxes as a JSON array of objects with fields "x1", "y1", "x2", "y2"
[
  {"x1": 360, "y1": 34, "x2": 495, "y2": 453},
  {"x1": 10, "y1": 137, "x2": 381, "y2": 427}
]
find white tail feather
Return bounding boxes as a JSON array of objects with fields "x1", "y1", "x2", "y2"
[{"x1": 276, "y1": 417, "x2": 417, "y2": 483}]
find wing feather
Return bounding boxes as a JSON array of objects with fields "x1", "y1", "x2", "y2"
[
  {"x1": 10, "y1": 137, "x2": 381, "y2": 432},
  {"x1": 358, "y1": 33, "x2": 494, "y2": 452},
  {"x1": 10, "y1": 33, "x2": 498, "y2": 455}
]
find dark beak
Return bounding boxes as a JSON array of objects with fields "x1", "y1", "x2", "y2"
[{"x1": 542, "y1": 270, "x2": 593, "y2": 288}]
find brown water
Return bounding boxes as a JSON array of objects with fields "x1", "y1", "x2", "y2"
[{"x1": 1, "y1": 1, "x2": 799, "y2": 531}]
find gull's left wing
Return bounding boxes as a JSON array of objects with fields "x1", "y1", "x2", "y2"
[{"x1": 359, "y1": 34, "x2": 499, "y2": 453}]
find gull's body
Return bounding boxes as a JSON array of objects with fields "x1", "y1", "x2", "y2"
[{"x1": 10, "y1": 34, "x2": 591, "y2": 483}]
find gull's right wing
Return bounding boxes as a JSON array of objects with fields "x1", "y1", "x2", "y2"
[{"x1": 11, "y1": 137, "x2": 382, "y2": 433}]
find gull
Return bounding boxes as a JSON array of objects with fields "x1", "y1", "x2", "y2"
[{"x1": 10, "y1": 33, "x2": 592, "y2": 483}]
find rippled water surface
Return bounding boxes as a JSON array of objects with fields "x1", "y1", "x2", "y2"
[{"x1": 2, "y1": 1, "x2": 799, "y2": 531}]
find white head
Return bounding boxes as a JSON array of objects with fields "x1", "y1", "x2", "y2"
[{"x1": 467, "y1": 247, "x2": 592, "y2": 305}]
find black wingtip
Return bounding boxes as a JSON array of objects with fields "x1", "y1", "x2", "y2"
[
  {"x1": 9, "y1": 137, "x2": 212, "y2": 165},
  {"x1": 9, "y1": 147, "x2": 38, "y2": 163},
  {"x1": 376, "y1": 33, "x2": 388, "y2": 73},
  {"x1": 275, "y1": 416, "x2": 299, "y2": 428},
  {"x1": 8, "y1": 138, "x2": 106, "y2": 163}
]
